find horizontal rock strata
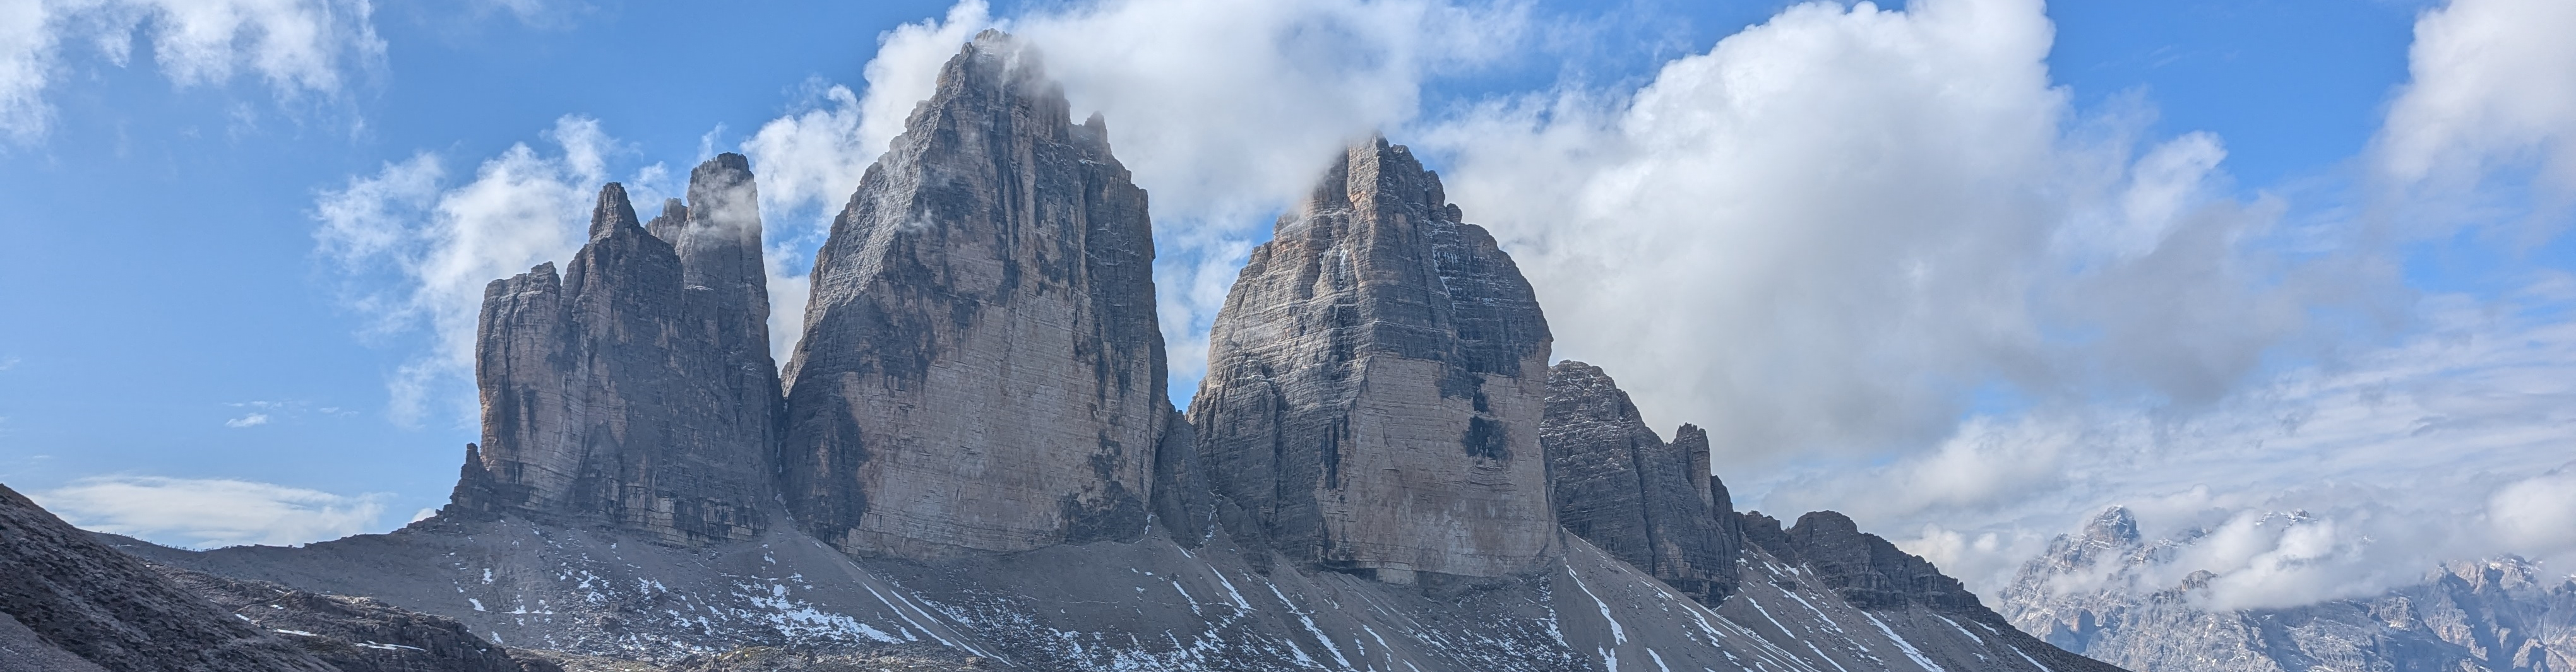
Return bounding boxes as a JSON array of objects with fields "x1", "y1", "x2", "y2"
[
  {"x1": 1190, "y1": 136, "x2": 1558, "y2": 581},
  {"x1": 778, "y1": 30, "x2": 1166, "y2": 560},
  {"x1": 1541, "y1": 360, "x2": 1739, "y2": 603}
]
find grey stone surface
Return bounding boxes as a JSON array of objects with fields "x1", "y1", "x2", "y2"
[
  {"x1": 0, "y1": 482, "x2": 338, "y2": 672},
  {"x1": 1189, "y1": 136, "x2": 1558, "y2": 582},
  {"x1": 2002, "y1": 507, "x2": 2576, "y2": 672},
  {"x1": 777, "y1": 30, "x2": 1166, "y2": 560},
  {"x1": 157, "y1": 566, "x2": 556, "y2": 672},
  {"x1": 1768, "y1": 510, "x2": 1988, "y2": 612},
  {"x1": 453, "y1": 154, "x2": 782, "y2": 548},
  {"x1": 1541, "y1": 360, "x2": 1740, "y2": 604}
]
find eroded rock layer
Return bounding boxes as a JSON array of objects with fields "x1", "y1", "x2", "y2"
[
  {"x1": 1541, "y1": 360, "x2": 1739, "y2": 603},
  {"x1": 1190, "y1": 137, "x2": 1558, "y2": 581},
  {"x1": 452, "y1": 154, "x2": 782, "y2": 546},
  {"x1": 778, "y1": 30, "x2": 1166, "y2": 560}
]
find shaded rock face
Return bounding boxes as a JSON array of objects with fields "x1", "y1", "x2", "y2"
[
  {"x1": 1752, "y1": 510, "x2": 1989, "y2": 611},
  {"x1": 2002, "y1": 507, "x2": 2576, "y2": 672},
  {"x1": 157, "y1": 567, "x2": 556, "y2": 672},
  {"x1": 452, "y1": 154, "x2": 782, "y2": 547},
  {"x1": 778, "y1": 30, "x2": 1166, "y2": 560},
  {"x1": 1540, "y1": 360, "x2": 1739, "y2": 604},
  {"x1": 1189, "y1": 137, "x2": 1557, "y2": 581},
  {"x1": 0, "y1": 483, "x2": 338, "y2": 672}
]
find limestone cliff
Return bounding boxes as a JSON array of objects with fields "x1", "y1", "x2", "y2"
[
  {"x1": 1190, "y1": 136, "x2": 1558, "y2": 582},
  {"x1": 449, "y1": 154, "x2": 782, "y2": 546},
  {"x1": 1541, "y1": 360, "x2": 1739, "y2": 603},
  {"x1": 777, "y1": 30, "x2": 1166, "y2": 560}
]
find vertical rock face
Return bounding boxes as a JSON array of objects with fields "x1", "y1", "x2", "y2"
[
  {"x1": 451, "y1": 155, "x2": 782, "y2": 547},
  {"x1": 778, "y1": 30, "x2": 1166, "y2": 560},
  {"x1": 1190, "y1": 137, "x2": 1558, "y2": 581},
  {"x1": 1540, "y1": 361, "x2": 1738, "y2": 603}
]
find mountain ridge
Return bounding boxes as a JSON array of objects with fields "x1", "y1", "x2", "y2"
[{"x1": 3, "y1": 30, "x2": 2131, "y2": 672}]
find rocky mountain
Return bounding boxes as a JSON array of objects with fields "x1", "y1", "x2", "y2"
[
  {"x1": 9, "y1": 30, "x2": 2137, "y2": 672},
  {"x1": 2001, "y1": 507, "x2": 2576, "y2": 672},
  {"x1": 1, "y1": 481, "x2": 577, "y2": 672},
  {"x1": 451, "y1": 153, "x2": 782, "y2": 548},
  {"x1": 1188, "y1": 136, "x2": 1559, "y2": 582},
  {"x1": 777, "y1": 29, "x2": 1166, "y2": 561},
  {"x1": 1543, "y1": 360, "x2": 1741, "y2": 604}
]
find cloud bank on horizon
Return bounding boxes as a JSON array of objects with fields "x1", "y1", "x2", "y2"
[{"x1": 9, "y1": 0, "x2": 2572, "y2": 614}]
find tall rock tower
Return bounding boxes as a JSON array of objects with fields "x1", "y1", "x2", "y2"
[
  {"x1": 1541, "y1": 361, "x2": 1740, "y2": 604},
  {"x1": 1190, "y1": 138, "x2": 1558, "y2": 582},
  {"x1": 446, "y1": 155, "x2": 782, "y2": 546},
  {"x1": 778, "y1": 31, "x2": 1167, "y2": 560}
]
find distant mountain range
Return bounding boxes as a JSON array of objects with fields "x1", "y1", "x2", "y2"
[
  {"x1": 2001, "y1": 507, "x2": 2575, "y2": 672},
  {"x1": 4, "y1": 30, "x2": 2125, "y2": 672}
]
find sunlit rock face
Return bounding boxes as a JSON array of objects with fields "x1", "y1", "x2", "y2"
[
  {"x1": 1189, "y1": 137, "x2": 1558, "y2": 582},
  {"x1": 777, "y1": 30, "x2": 1167, "y2": 560},
  {"x1": 2002, "y1": 507, "x2": 2576, "y2": 672},
  {"x1": 452, "y1": 155, "x2": 782, "y2": 547},
  {"x1": 1542, "y1": 360, "x2": 1741, "y2": 604}
]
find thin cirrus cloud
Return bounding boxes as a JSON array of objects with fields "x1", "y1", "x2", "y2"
[
  {"x1": 31, "y1": 476, "x2": 389, "y2": 549},
  {"x1": 0, "y1": 0, "x2": 383, "y2": 141}
]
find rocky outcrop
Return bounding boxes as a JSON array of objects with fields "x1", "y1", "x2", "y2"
[
  {"x1": 2002, "y1": 507, "x2": 2576, "y2": 672},
  {"x1": 1540, "y1": 360, "x2": 1739, "y2": 604},
  {"x1": 157, "y1": 567, "x2": 556, "y2": 672},
  {"x1": 1763, "y1": 510, "x2": 1988, "y2": 611},
  {"x1": 0, "y1": 482, "x2": 338, "y2": 672},
  {"x1": 777, "y1": 30, "x2": 1166, "y2": 560},
  {"x1": 1189, "y1": 136, "x2": 1558, "y2": 582},
  {"x1": 450, "y1": 154, "x2": 782, "y2": 547}
]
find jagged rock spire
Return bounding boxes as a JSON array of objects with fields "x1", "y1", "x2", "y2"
[
  {"x1": 1190, "y1": 136, "x2": 1558, "y2": 582},
  {"x1": 1541, "y1": 360, "x2": 1741, "y2": 603},
  {"x1": 448, "y1": 158, "x2": 783, "y2": 546},
  {"x1": 777, "y1": 30, "x2": 1167, "y2": 560}
]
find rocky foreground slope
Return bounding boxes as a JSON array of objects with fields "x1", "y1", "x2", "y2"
[
  {"x1": 9, "y1": 30, "x2": 2129, "y2": 672},
  {"x1": 2001, "y1": 508, "x2": 2576, "y2": 672}
]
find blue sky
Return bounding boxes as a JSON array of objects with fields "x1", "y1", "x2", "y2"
[{"x1": 5, "y1": 0, "x2": 2573, "y2": 608}]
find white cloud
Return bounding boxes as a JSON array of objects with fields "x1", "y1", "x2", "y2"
[
  {"x1": 2376, "y1": 0, "x2": 2576, "y2": 211},
  {"x1": 32, "y1": 476, "x2": 388, "y2": 549},
  {"x1": 1431, "y1": 0, "x2": 2342, "y2": 468},
  {"x1": 1844, "y1": 288, "x2": 2576, "y2": 605},
  {"x1": 224, "y1": 413, "x2": 270, "y2": 428},
  {"x1": 2487, "y1": 466, "x2": 2576, "y2": 555},
  {"x1": 316, "y1": 116, "x2": 632, "y2": 426},
  {"x1": 0, "y1": 0, "x2": 383, "y2": 141},
  {"x1": 741, "y1": 0, "x2": 1527, "y2": 385}
]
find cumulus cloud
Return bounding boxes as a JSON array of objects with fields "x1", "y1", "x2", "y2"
[
  {"x1": 741, "y1": 0, "x2": 1526, "y2": 384},
  {"x1": 316, "y1": 116, "x2": 656, "y2": 426},
  {"x1": 0, "y1": 0, "x2": 382, "y2": 141},
  {"x1": 2376, "y1": 0, "x2": 2576, "y2": 216},
  {"x1": 32, "y1": 476, "x2": 388, "y2": 548},
  {"x1": 1429, "y1": 0, "x2": 2348, "y2": 468}
]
